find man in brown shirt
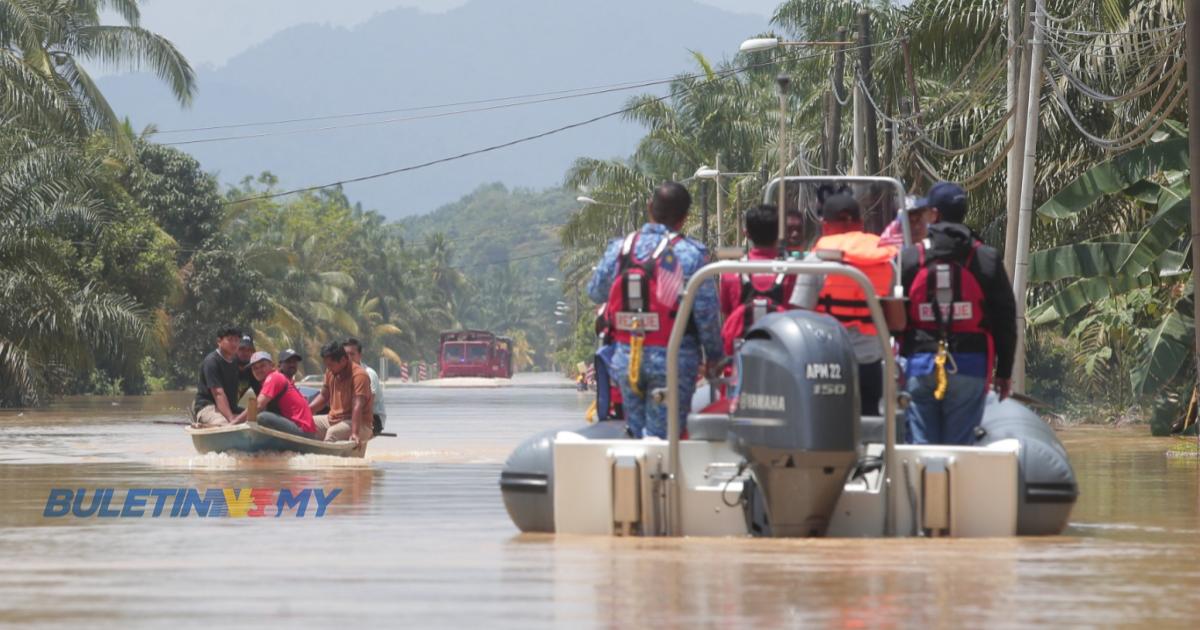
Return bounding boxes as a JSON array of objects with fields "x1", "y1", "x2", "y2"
[{"x1": 309, "y1": 341, "x2": 374, "y2": 450}]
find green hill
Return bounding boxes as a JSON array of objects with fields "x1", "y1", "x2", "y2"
[
  {"x1": 399, "y1": 183, "x2": 578, "y2": 368},
  {"x1": 399, "y1": 182, "x2": 572, "y2": 274}
]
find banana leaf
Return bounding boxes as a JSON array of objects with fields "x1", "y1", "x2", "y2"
[
  {"x1": 1028, "y1": 242, "x2": 1135, "y2": 284},
  {"x1": 1125, "y1": 180, "x2": 1162, "y2": 204},
  {"x1": 1037, "y1": 137, "x2": 1190, "y2": 220},
  {"x1": 1158, "y1": 250, "x2": 1189, "y2": 277},
  {"x1": 1116, "y1": 198, "x2": 1190, "y2": 276},
  {"x1": 1029, "y1": 273, "x2": 1153, "y2": 326},
  {"x1": 1157, "y1": 173, "x2": 1190, "y2": 210},
  {"x1": 1131, "y1": 301, "x2": 1193, "y2": 398}
]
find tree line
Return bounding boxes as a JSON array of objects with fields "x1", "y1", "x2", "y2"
[
  {"x1": 0, "y1": 0, "x2": 571, "y2": 407},
  {"x1": 558, "y1": 0, "x2": 1193, "y2": 430}
]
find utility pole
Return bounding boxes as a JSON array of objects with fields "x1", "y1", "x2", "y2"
[
  {"x1": 1185, "y1": 0, "x2": 1200, "y2": 421},
  {"x1": 853, "y1": 62, "x2": 865, "y2": 176},
  {"x1": 858, "y1": 9, "x2": 880, "y2": 175},
  {"x1": 824, "y1": 90, "x2": 835, "y2": 173},
  {"x1": 777, "y1": 74, "x2": 791, "y2": 246},
  {"x1": 699, "y1": 177, "x2": 709, "y2": 248},
  {"x1": 714, "y1": 152, "x2": 724, "y2": 247},
  {"x1": 1011, "y1": 0, "x2": 1048, "y2": 393},
  {"x1": 883, "y1": 95, "x2": 895, "y2": 176},
  {"x1": 828, "y1": 26, "x2": 848, "y2": 175},
  {"x1": 1005, "y1": 0, "x2": 1032, "y2": 275}
]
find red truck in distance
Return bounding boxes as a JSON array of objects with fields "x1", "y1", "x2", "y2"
[{"x1": 438, "y1": 330, "x2": 514, "y2": 379}]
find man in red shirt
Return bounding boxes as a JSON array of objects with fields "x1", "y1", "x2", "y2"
[
  {"x1": 249, "y1": 350, "x2": 317, "y2": 437},
  {"x1": 719, "y1": 204, "x2": 796, "y2": 316},
  {"x1": 718, "y1": 204, "x2": 797, "y2": 355}
]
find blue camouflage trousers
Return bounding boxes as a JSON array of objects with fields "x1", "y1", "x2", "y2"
[{"x1": 610, "y1": 343, "x2": 700, "y2": 439}]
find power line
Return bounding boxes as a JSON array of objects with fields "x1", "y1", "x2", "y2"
[
  {"x1": 155, "y1": 39, "x2": 897, "y2": 139},
  {"x1": 451, "y1": 247, "x2": 563, "y2": 271},
  {"x1": 222, "y1": 43, "x2": 894, "y2": 207},
  {"x1": 1037, "y1": 17, "x2": 1185, "y2": 38},
  {"x1": 153, "y1": 76, "x2": 718, "y2": 135},
  {"x1": 160, "y1": 77, "x2": 687, "y2": 146}
]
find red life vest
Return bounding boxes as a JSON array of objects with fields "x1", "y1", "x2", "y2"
[
  {"x1": 605, "y1": 231, "x2": 686, "y2": 347},
  {"x1": 813, "y1": 232, "x2": 896, "y2": 336},
  {"x1": 721, "y1": 273, "x2": 789, "y2": 355},
  {"x1": 905, "y1": 239, "x2": 994, "y2": 372}
]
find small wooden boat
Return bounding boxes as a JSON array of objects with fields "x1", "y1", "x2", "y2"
[{"x1": 185, "y1": 423, "x2": 361, "y2": 458}]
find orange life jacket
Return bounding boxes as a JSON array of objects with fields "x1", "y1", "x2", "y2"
[{"x1": 813, "y1": 231, "x2": 897, "y2": 336}]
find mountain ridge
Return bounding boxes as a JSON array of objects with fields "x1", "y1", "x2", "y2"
[{"x1": 100, "y1": 0, "x2": 769, "y2": 217}]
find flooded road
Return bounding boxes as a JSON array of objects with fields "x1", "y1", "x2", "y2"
[{"x1": 1, "y1": 377, "x2": 1198, "y2": 628}]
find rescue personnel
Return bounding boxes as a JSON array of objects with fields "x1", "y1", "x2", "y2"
[
  {"x1": 592, "y1": 305, "x2": 624, "y2": 421},
  {"x1": 880, "y1": 196, "x2": 939, "y2": 246},
  {"x1": 790, "y1": 193, "x2": 898, "y2": 415},
  {"x1": 586, "y1": 181, "x2": 724, "y2": 439},
  {"x1": 899, "y1": 182, "x2": 1017, "y2": 445},
  {"x1": 718, "y1": 204, "x2": 796, "y2": 356}
]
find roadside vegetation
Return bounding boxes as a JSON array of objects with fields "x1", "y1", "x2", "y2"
[
  {"x1": 557, "y1": 0, "x2": 1192, "y2": 431},
  {"x1": 0, "y1": 0, "x2": 571, "y2": 407}
]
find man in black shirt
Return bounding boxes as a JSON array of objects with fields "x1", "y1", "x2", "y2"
[
  {"x1": 192, "y1": 327, "x2": 247, "y2": 426},
  {"x1": 898, "y1": 182, "x2": 1017, "y2": 445}
]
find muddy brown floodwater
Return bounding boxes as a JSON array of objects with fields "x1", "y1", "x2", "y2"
[{"x1": 1, "y1": 376, "x2": 1198, "y2": 628}]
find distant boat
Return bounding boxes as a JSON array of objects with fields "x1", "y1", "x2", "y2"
[{"x1": 185, "y1": 423, "x2": 360, "y2": 458}]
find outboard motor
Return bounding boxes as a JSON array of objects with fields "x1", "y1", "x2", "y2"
[{"x1": 730, "y1": 310, "x2": 860, "y2": 537}]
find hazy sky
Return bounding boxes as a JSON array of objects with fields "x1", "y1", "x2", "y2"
[{"x1": 105, "y1": 0, "x2": 778, "y2": 74}]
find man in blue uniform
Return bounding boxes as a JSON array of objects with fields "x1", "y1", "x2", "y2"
[{"x1": 587, "y1": 181, "x2": 724, "y2": 439}]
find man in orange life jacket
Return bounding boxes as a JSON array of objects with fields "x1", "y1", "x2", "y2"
[
  {"x1": 899, "y1": 182, "x2": 1017, "y2": 445},
  {"x1": 586, "y1": 182, "x2": 724, "y2": 439},
  {"x1": 790, "y1": 193, "x2": 898, "y2": 415}
]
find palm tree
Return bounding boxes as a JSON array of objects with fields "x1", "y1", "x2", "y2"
[
  {"x1": 0, "y1": 0, "x2": 195, "y2": 405},
  {"x1": 349, "y1": 293, "x2": 404, "y2": 367},
  {"x1": 0, "y1": 128, "x2": 148, "y2": 405},
  {"x1": 0, "y1": 0, "x2": 195, "y2": 143}
]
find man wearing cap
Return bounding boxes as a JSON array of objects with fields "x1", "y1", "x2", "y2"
[
  {"x1": 249, "y1": 350, "x2": 317, "y2": 437},
  {"x1": 790, "y1": 193, "x2": 899, "y2": 416},
  {"x1": 235, "y1": 335, "x2": 263, "y2": 401},
  {"x1": 880, "y1": 196, "x2": 939, "y2": 246},
  {"x1": 192, "y1": 327, "x2": 247, "y2": 426},
  {"x1": 898, "y1": 182, "x2": 1017, "y2": 445},
  {"x1": 277, "y1": 348, "x2": 304, "y2": 382},
  {"x1": 308, "y1": 341, "x2": 374, "y2": 450}
]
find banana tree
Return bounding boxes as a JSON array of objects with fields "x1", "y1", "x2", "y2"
[{"x1": 1028, "y1": 129, "x2": 1193, "y2": 415}]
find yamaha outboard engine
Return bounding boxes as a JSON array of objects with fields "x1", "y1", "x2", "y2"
[{"x1": 730, "y1": 310, "x2": 860, "y2": 537}]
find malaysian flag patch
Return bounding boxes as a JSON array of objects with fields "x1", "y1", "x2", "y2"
[{"x1": 656, "y1": 247, "x2": 683, "y2": 306}]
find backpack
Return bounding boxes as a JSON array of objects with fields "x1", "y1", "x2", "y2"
[
  {"x1": 905, "y1": 239, "x2": 994, "y2": 371},
  {"x1": 605, "y1": 231, "x2": 688, "y2": 347},
  {"x1": 721, "y1": 273, "x2": 789, "y2": 355}
]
